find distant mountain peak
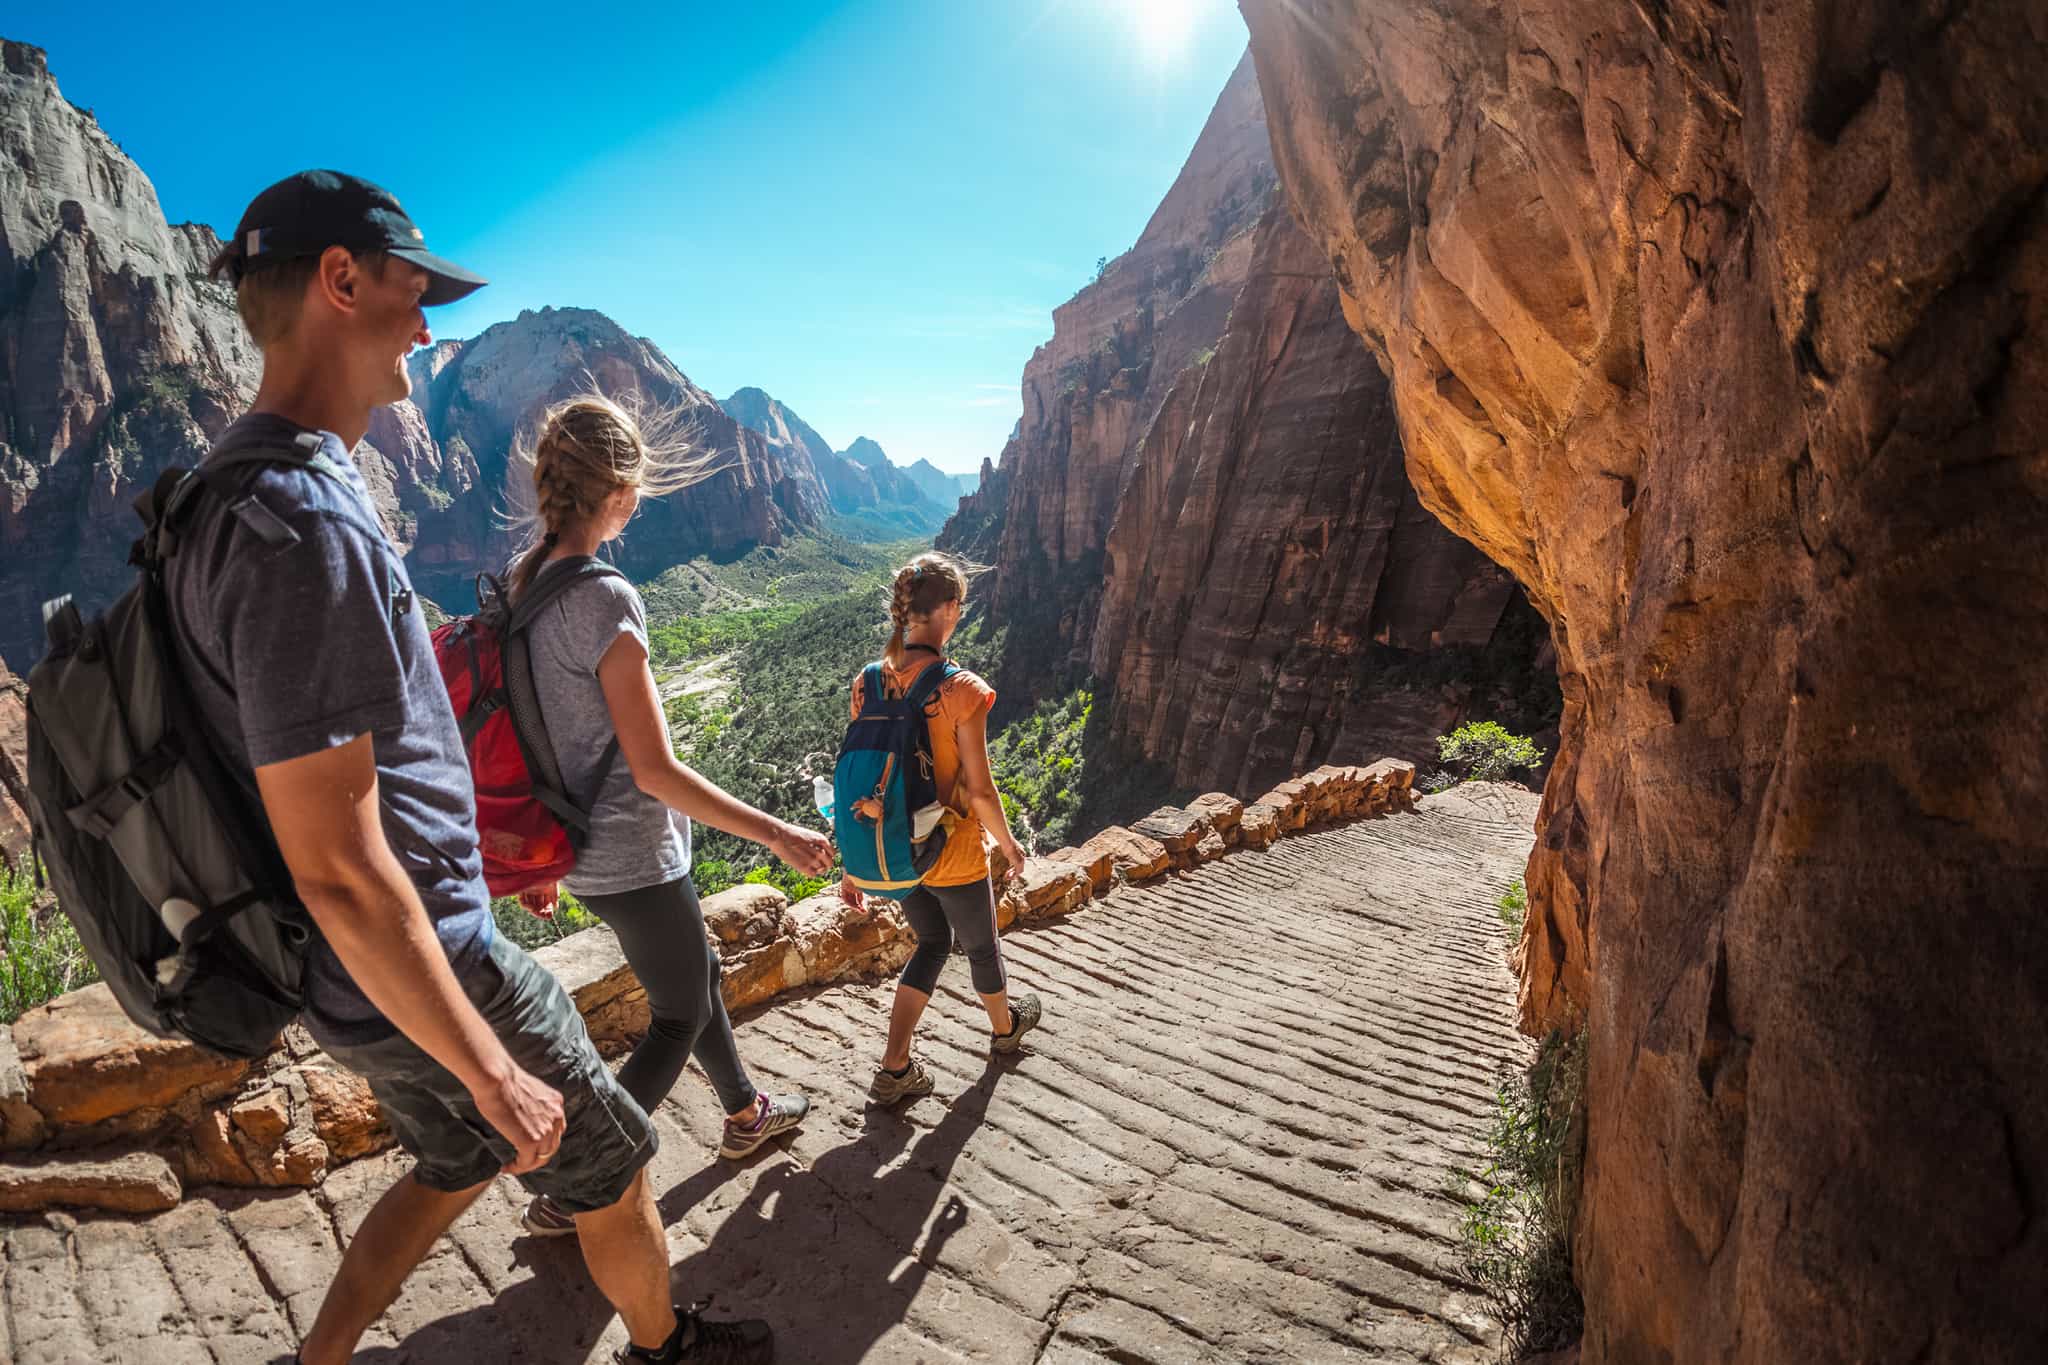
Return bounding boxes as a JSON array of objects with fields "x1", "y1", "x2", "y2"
[{"x1": 840, "y1": 436, "x2": 891, "y2": 470}]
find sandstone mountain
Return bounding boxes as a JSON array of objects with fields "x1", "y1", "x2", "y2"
[
  {"x1": 901, "y1": 457, "x2": 975, "y2": 508},
  {"x1": 0, "y1": 39, "x2": 259, "y2": 672},
  {"x1": 0, "y1": 40, "x2": 824, "y2": 667},
  {"x1": 938, "y1": 50, "x2": 1547, "y2": 795},
  {"x1": 1239, "y1": 0, "x2": 2048, "y2": 1358},
  {"x1": 371, "y1": 309, "x2": 827, "y2": 612},
  {"x1": 721, "y1": 389, "x2": 953, "y2": 537}
]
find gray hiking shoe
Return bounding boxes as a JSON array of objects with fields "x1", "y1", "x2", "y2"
[
  {"x1": 992, "y1": 992, "x2": 1043, "y2": 1054},
  {"x1": 868, "y1": 1056, "x2": 935, "y2": 1107},
  {"x1": 719, "y1": 1092, "x2": 810, "y2": 1160}
]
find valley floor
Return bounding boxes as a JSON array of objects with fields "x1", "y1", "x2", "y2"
[{"x1": 1, "y1": 794, "x2": 1536, "y2": 1364}]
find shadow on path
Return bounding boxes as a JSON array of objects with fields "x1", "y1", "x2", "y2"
[{"x1": 364, "y1": 1056, "x2": 1010, "y2": 1363}]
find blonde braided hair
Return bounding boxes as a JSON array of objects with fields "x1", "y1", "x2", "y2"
[
  {"x1": 884, "y1": 552, "x2": 973, "y2": 667},
  {"x1": 506, "y1": 390, "x2": 724, "y2": 599}
]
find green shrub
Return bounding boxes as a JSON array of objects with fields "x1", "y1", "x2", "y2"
[
  {"x1": 1, "y1": 860, "x2": 99, "y2": 1023},
  {"x1": 985, "y1": 688, "x2": 1092, "y2": 851},
  {"x1": 488, "y1": 890, "x2": 597, "y2": 952},
  {"x1": 1453, "y1": 1027, "x2": 1587, "y2": 1358},
  {"x1": 1498, "y1": 876, "x2": 1527, "y2": 937},
  {"x1": 1436, "y1": 721, "x2": 1545, "y2": 785}
]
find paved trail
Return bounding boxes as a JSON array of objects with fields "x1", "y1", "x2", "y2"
[{"x1": 2, "y1": 794, "x2": 1536, "y2": 1365}]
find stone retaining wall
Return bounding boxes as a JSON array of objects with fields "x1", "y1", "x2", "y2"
[{"x1": 0, "y1": 759, "x2": 1415, "y2": 1213}]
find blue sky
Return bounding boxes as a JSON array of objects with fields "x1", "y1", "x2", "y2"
[{"x1": 17, "y1": 2, "x2": 1251, "y2": 475}]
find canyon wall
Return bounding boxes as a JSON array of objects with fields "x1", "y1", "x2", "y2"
[
  {"x1": 1239, "y1": 0, "x2": 2048, "y2": 1358},
  {"x1": 943, "y1": 52, "x2": 1547, "y2": 794}
]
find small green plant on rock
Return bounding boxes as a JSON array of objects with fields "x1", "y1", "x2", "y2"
[
  {"x1": 1, "y1": 859, "x2": 99, "y2": 1023},
  {"x1": 1436, "y1": 720, "x2": 1545, "y2": 785},
  {"x1": 488, "y1": 890, "x2": 597, "y2": 952},
  {"x1": 1498, "y1": 876, "x2": 1527, "y2": 937},
  {"x1": 1453, "y1": 1024, "x2": 1587, "y2": 1359}
]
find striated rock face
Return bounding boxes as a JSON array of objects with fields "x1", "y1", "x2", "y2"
[
  {"x1": 0, "y1": 657, "x2": 26, "y2": 859},
  {"x1": 0, "y1": 39, "x2": 260, "y2": 671},
  {"x1": 941, "y1": 50, "x2": 1545, "y2": 792},
  {"x1": 1240, "y1": 1, "x2": 2048, "y2": 1358}
]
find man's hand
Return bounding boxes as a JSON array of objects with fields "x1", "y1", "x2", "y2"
[
  {"x1": 518, "y1": 883, "x2": 558, "y2": 919},
  {"x1": 474, "y1": 1062, "x2": 566, "y2": 1174},
  {"x1": 839, "y1": 874, "x2": 868, "y2": 915},
  {"x1": 768, "y1": 822, "x2": 834, "y2": 877}
]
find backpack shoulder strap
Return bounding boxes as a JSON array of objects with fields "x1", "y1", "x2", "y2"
[
  {"x1": 855, "y1": 663, "x2": 887, "y2": 717},
  {"x1": 506, "y1": 556, "x2": 627, "y2": 636},
  {"x1": 903, "y1": 659, "x2": 954, "y2": 712}
]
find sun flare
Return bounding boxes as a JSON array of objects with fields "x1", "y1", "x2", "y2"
[{"x1": 1125, "y1": 0, "x2": 1198, "y2": 62}]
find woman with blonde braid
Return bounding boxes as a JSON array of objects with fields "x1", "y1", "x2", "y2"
[
  {"x1": 508, "y1": 393, "x2": 833, "y2": 1244},
  {"x1": 844, "y1": 552, "x2": 1044, "y2": 1106}
]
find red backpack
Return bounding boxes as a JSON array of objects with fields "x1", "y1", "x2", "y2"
[{"x1": 432, "y1": 557, "x2": 623, "y2": 896}]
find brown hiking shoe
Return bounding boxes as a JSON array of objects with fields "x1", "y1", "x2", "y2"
[{"x1": 868, "y1": 1056, "x2": 935, "y2": 1106}]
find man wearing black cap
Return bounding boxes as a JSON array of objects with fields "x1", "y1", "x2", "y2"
[{"x1": 176, "y1": 172, "x2": 771, "y2": 1364}]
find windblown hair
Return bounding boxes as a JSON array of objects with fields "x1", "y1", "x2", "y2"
[
  {"x1": 205, "y1": 245, "x2": 388, "y2": 347},
  {"x1": 884, "y1": 551, "x2": 977, "y2": 667},
  {"x1": 505, "y1": 390, "x2": 726, "y2": 599}
]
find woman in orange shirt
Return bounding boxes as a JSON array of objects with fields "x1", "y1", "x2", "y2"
[{"x1": 840, "y1": 553, "x2": 1044, "y2": 1104}]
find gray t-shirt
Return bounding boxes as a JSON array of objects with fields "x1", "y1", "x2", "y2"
[
  {"x1": 525, "y1": 572, "x2": 691, "y2": 896},
  {"x1": 167, "y1": 414, "x2": 493, "y2": 1047}
]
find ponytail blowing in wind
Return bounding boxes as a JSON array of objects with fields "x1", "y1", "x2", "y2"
[
  {"x1": 505, "y1": 390, "x2": 726, "y2": 599},
  {"x1": 884, "y1": 552, "x2": 978, "y2": 665}
]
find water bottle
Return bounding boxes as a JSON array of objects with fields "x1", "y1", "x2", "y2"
[{"x1": 812, "y1": 774, "x2": 836, "y2": 822}]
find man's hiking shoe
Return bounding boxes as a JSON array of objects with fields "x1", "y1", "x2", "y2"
[
  {"x1": 519, "y1": 1192, "x2": 578, "y2": 1237},
  {"x1": 617, "y1": 1305, "x2": 773, "y2": 1364},
  {"x1": 868, "y1": 1056, "x2": 935, "y2": 1107},
  {"x1": 719, "y1": 1091, "x2": 810, "y2": 1160},
  {"x1": 992, "y1": 993, "x2": 1043, "y2": 1054}
]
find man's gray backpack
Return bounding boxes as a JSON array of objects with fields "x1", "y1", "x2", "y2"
[{"x1": 19, "y1": 431, "x2": 331, "y2": 1057}]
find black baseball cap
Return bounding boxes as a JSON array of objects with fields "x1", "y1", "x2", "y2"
[{"x1": 221, "y1": 170, "x2": 487, "y2": 306}]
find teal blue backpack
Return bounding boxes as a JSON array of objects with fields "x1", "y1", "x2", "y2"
[{"x1": 834, "y1": 659, "x2": 957, "y2": 899}]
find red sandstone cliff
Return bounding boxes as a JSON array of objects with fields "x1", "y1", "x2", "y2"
[
  {"x1": 1240, "y1": 0, "x2": 2048, "y2": 1358},
  {"x1": 943, "y1": 52, "x2": 1546, "y2": 792}
]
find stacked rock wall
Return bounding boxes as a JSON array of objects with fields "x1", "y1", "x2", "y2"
[{"x1": 0, "y1": 759, "x2": 1421, "y2": 1213}]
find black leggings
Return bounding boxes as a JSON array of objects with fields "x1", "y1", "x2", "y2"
[
  {"x1": 898, "y1": 877, "x2": 1007, "y2": 996},
  {"x1": 574, "y1": 877, "x2": 756, "y2": 1117}
]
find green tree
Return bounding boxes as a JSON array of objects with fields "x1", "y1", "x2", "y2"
[{"x1": 1435, "y1": 721, "x2": 1545, "y2": 784}]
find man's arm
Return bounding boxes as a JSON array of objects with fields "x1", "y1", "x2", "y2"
[{"x1": 255, "y1": 734, "x2": 564, "y2": 1173}]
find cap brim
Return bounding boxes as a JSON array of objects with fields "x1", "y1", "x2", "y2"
[{"x1": 389, "y1": 246, "x2": 488, "y2": 306}]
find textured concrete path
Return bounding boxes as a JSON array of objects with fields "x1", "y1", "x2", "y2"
[{"x1": 1, "y1": 794, "x2": 1537, "y2": 1364}]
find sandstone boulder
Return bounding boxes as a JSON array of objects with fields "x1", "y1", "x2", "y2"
[
  {"x1": 1188, "y1": 793, "x2": 1245, "y2": 843},
  {"x1": 0, "y1": 1151, "x2": 181, "y2": 1215},
  {"x1": 1008, "y1": 859, "x2": 1092, "y2": 920},
  {"x1": 1238, "y1": 804, "x2": 1281, "y2": 849},
  {"x1": 531, "y1": 927, "x2": 645, "y2": 1048},
  {"x1": 1130, "y1": 807, "x2": 1209, "y2": 863},
  {"x1": 1, "y1": 1023, "x2": 46, "y2": 1150},
  {"x1": 721, "y1": 941, "x2": 809, "y2": 1015},
  {"x1": 786, "y1": 895, "x2": 912, "y2": 988},
  {"x1": 300, "y1": 1067, "x2": 390, "y2": 1161},
  {"x1": 12, "y1": 984, "x2": 251, "y2": 1128},
  {"x1": 229, "y1": 1090, "x2": 290, "y2": 1149},
  {"x1": 1077, "y1": 827, "x2": 1172, "y2": 883},
  {"x1": 1191, "y1": 830, "x2": 1228, "y2": 864},
  {"x1": 1047, "y1": 844, "x2": 1116, "y2": 894},
  {"x1": 700, "y1": 883, "x2": 787, "y2": 947},
  {"x1": 1254, "y1": 782, "x2": 1310, "y2": 831},
  {"x1": 181, "y1": 1109, "x2": 256, "y2": 1188}
]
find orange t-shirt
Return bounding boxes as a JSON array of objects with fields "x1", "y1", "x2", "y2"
[{"x1": 848, "y1": 658, "x2": 997, "y2": 887}]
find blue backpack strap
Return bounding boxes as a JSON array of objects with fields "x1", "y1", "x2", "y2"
[
  {"x1": 856, "y1": 662, "x2": 886, "y2": 717},
  {"x1": 902, "y1": 659, "x2": 956, "y2": 713}
]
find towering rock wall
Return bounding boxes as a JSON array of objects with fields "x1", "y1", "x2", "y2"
[
  {"x1": 1239, "y1": 0, "x2": 2048, "y2": 1358},
  {"x1": 943, "y1": 51, "x2": 1540, "y2": 792},
  {"x1": 0, "y1": 40, "x2": 260, "y2": 671}
]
